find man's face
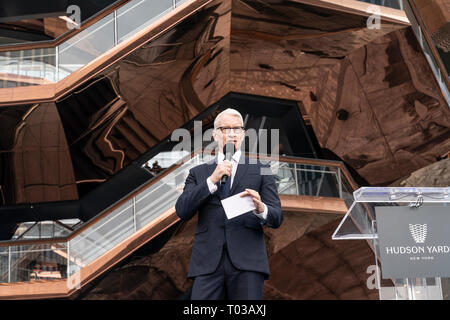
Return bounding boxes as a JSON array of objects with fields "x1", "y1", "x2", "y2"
[{"x1": 212, "y1": 114, "x2": 245, "y2": 152}]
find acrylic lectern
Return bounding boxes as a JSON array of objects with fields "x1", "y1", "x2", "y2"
[{"x1": 332, "y1": 187, "x2": 450, "y2": 300}]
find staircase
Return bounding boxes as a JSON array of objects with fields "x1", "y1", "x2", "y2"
[
  {"x1": 0, "y1": 151, "x2": 356, "y2": 299},
  {"x1": 55, "y1": 75, "x2": 159, "y2": 197}
]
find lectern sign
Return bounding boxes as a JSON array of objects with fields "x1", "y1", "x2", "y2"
[{"x1": 376, "y1": 206, "x2": 450, "y2": 279}]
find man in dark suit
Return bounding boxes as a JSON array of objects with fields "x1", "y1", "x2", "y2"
[{"x1": 175, "y1": 108, "x2": 283, "y2": 300}]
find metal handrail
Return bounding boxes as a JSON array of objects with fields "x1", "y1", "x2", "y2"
[
  {"x1": 0, "y1": 0, "x2": 131, "y2": 51},
  {"x1": 0, "y1": 0, "x2": 191, "y2": 86},
  {"x1": 0, "y1": 150, "x2": 357, "y2": 284},
  {"x1": 0, "y1": 152, "x2": 357, "y2": 248}
]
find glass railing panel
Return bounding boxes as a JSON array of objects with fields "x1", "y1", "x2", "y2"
[
  {"x1": 0, "y1": 47, "x2": 57, "y2": 87},
  {"x1": 0, "y1": 247, "x2": 8, "y2": 282},
  {"x1": 69, "y1": 200, "x2": 134, "y2": 263},
  {"x1": 12, "y1": 222, "x2": 36, "y2": 240},
  {"x1": 0, "y1": 0, "x2": 190, "y2": 87},
  {"x1": 6, "y1": 243, "x2": 68, "y2": 282},
  {"x1": 12, "y1": 221, "x2": 75, "y2": 240},
  {"x1": 144, "y1": 150, "x2": 190, "y2": 173},
  {"x1": 58, "y1": 12, "x2": 116, "y2": 80},
  {"x1": 116, "y1": 0, "x2": 174, "y2": 44},
  {"x1": 68, "y1": 156, "x2": 199, "y2": 274},
  {"x1": 135, "y1": 179, "x2": 179, "y2": 229},
  {"x1": 274, "y1": 162, "x2": 342, "y2": 198},
  {"x1": 52, "y1": 223, "x2": 74, "y2": 239},
  {"x1": 17, "y1": 222, "x2": 41, "y2": 240},
  {"x1": 357, "y1": 0, "x2": 402, "y2": 10},
  {"x1": 135, "y1": 155, "x2": 200, "y2": 229},
  {"x1": 68, "y1": 198, "x2": 134, "y2": 273}
]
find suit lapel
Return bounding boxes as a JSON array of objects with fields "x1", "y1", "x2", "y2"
[{"x1": 230, "y1": 156, "x2": 248, "y2": 195}]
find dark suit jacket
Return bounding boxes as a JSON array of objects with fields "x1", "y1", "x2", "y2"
[{"x1": 175, "y1": 156, "x2": 283, "y2": 279}]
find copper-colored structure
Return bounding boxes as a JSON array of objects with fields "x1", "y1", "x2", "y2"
[
  {"x1": 0, "y1": 0, "x2": 447, "y2": 205},
  {"x1": 0, "y1": 0, "x2": 448, "y2": 300}
]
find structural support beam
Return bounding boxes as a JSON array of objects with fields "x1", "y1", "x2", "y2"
[{"x1": 279, "y1": 194, "x2": 348, "y2": 215}]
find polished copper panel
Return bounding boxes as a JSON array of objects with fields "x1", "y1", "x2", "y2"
[
  {"x1": 0, "y1": 0, "x2": 230, "y2": 204},
  {"x1": 51, "y1": 0, "x2": 230, "y2": 189},
  {"x1": 0, "y1": 102, "x2": 77, "y2": 205},
  {"x1": 102, "y1": 0, "x2": 231, "y2": 127},
  {"x1": 228, "y1": 0, "x2": 449, "y2": 185},
  {"x1": 229, "y1": 0, "x2": 405, "y2": 101},
  {"x1": 0, "y1": 0, "x2": 448, "y2": 204}
]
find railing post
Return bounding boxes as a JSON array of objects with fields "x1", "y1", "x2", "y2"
[
  {"x1": 338, "y1": 167, "x2": 343, "y2": 198},
  {"x1": 7, "y1": 246, "x2": 11, "y2": 283},
  {"x1": 133, "y1": 197, "x2": 137, "y2": 232},
  {"x1": 173, "y1": 0, "x2": 176, "y2": 8},
  {"x1": 315, "y1": 169, "x2": 325, "y2": 197},
  {"x1": 55, "y1": 46, "x2": 59, "y2": 81},
  {"x1": 18, "y1": 50, "x2": 22, "y2": 76},
  {"x1": 294, "y1": 163, "x2": 299, "y2": 195},
  {"x1": 114, "y1": 10, "x2": 118, "y2": 46},
  {"x1": 66, "y1": 241, "x2": 70, "y2": 277}
]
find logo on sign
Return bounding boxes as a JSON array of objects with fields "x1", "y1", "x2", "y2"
[
  {"x1": 409, "y1": 196, "x2": 423, "y2": 208},
  {"x1": 376, "y1": 206, "x2": 450, "y2": 279},
  {"x1": 409, "y1": 223, "x2": 427, "y2": 244}
]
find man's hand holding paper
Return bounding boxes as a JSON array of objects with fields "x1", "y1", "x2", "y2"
[
  {"x1": 220, "y1": 191, "x2": 256, "y2": 219},
  {"x1": 221, "y1": 188, "x2": 266, "y2": 220},
  {"x1": 240, "y1": 188, "x2": 265, "y2": 213}
]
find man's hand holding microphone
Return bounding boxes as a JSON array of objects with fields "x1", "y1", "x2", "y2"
[
  {"x1": 209, "y1": 142, "x2": 265, "y2": 214},
  {"x1": 208, "y1": 160, "x2": 232, "y2": 185},
  {"x1": 209, "y1": 142, "x2": 235, "y2": 185}
]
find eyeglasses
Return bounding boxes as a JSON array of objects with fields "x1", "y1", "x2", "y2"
[{"x1": 216, "y1": 126, "x2": 245, "y2": 134}]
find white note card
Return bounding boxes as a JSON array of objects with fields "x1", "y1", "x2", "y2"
[{"x1": 221, "y1": 192, "x2": 256, "y2": 220}]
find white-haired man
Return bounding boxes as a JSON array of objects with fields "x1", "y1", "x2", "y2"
[{"x1": 175, "y1": 108, "x2": 283, "y2": 299}]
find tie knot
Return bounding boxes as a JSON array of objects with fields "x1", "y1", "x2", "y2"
[{"x1": 219, "y1": 174, "x2": 231, "y2": 199}]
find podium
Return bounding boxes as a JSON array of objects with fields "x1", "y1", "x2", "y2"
[{"x1": 332, "y1": 187, "x2": 450, "y2": 300}]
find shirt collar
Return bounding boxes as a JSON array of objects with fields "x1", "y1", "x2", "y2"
[{"x1": 218, "y1": 149, "x2": 242, "y2": 163}]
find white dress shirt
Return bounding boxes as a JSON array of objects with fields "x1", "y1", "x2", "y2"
[{"x1": 206, "y1": 150, "x2": 268, "y2": 220}]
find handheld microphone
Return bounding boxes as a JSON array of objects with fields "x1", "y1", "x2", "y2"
[{"x1": 220, "y1": 142, "x2": 235, "y2": 184}]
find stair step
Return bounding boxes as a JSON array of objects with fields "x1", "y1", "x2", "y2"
[
  {"x1": 122, "y1": 116, "x2": 158, "y2": 147},
  {"x1": 115, "y1": 122, "x2": 148, "y2": 154}
]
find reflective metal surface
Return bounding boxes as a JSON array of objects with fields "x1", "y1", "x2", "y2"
[
  {"x1": 55, "y1": 0, "x2": 231, "y2": 196},
  {"x1": 0, "y1": 0, "x2": 448, "y2": 210},
  {"x1": 229, "y1": 0, "x2": 405, "y2": 101},
  {"x1": 0, "y1": 103, "x2": 77, "y2": 205}
]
